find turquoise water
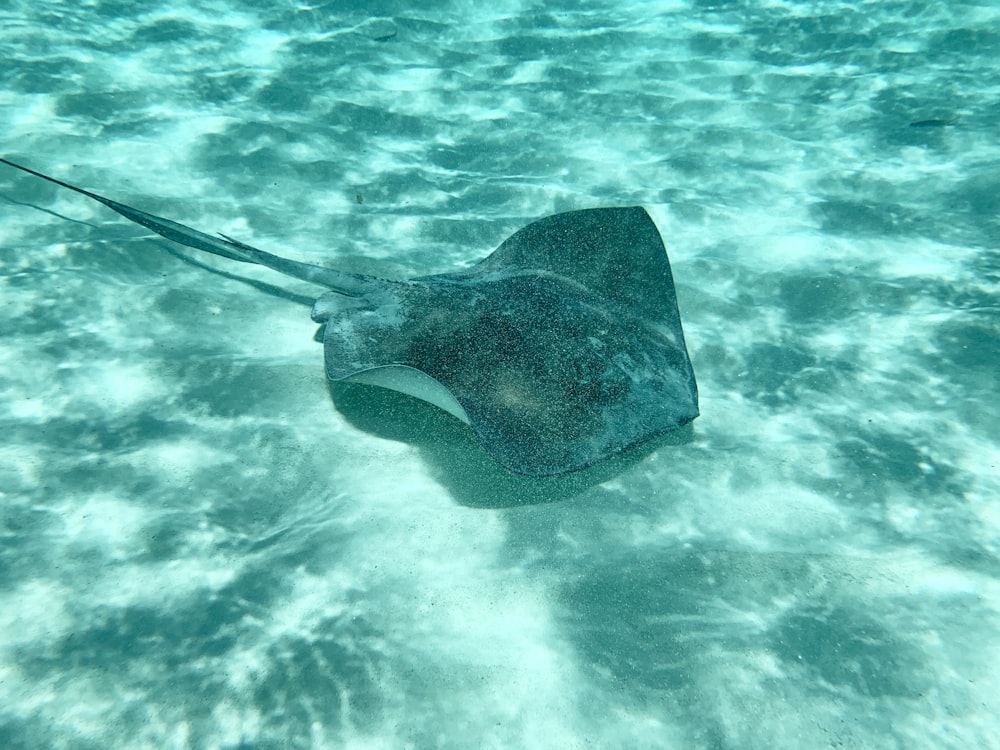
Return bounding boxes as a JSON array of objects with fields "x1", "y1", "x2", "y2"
[{"x1": 1, "y1": 1, "x2": 998, "y2": 748}]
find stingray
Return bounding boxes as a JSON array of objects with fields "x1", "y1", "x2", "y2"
[{"x1": 1, "y1": 158, "x2": 698, "y2": 476}]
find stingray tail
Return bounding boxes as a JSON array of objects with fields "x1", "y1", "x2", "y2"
[{"x1": 1, "y1": 157, "x2": 369, "y2": 296}]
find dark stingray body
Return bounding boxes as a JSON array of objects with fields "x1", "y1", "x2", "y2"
[
  {"x1": 1, "y1": 158, "x2": 698, "y2": 475},
  {"x1": 313, "y1": 208, "x2": 698, "y2": 475}
]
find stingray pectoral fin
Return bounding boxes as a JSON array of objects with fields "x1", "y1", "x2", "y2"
[
  {"x1": 0, "y1": 157, "x2": 369, "y2": 295},
  {"x1": 341, "y1": 366, "x2": 471, "y2": 424}
]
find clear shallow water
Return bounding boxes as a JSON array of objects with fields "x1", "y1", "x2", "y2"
[{"x1": 1, "y1": 1, "x2": 998, "y2": 748}]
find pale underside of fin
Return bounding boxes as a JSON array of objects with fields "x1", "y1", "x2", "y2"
[{"x1": 341, "y1": 366, "x2": 471, "y2": 424}]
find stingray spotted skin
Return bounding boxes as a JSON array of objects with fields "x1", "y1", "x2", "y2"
[{"x1": 1, "y1": 158, "x2": 698, "y2": 475}]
